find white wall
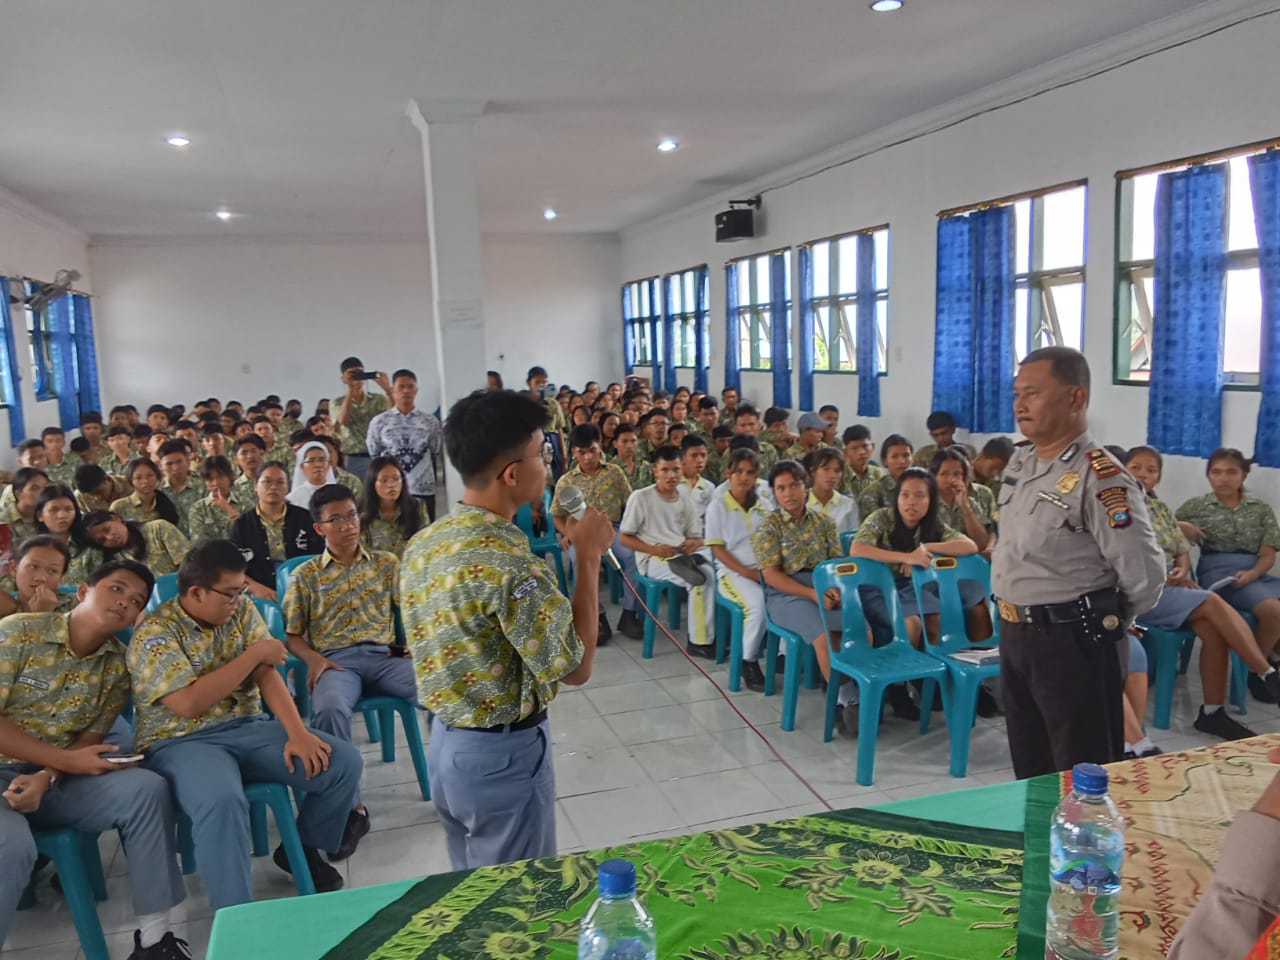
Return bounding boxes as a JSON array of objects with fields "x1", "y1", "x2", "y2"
[
  {"x1": 0, "y1": 187, "x2": 92, "y2": 459},
  {"x1": 89, "y1": 233, "x2": 620, "y2": 419},
  {"x1": 620, "y1": 13, "x2": 1280, "y2": 510}
]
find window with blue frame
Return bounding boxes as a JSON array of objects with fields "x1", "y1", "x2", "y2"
[
  {"x1": 729, "y1": 252, "x2": 790, "y2": 371},
  {"x1": 23, "y1": 280, "x2": 57, "y2": 401},
  {"x1": 802, "y1": 227, "x2": 889, "y2": 374},
  {"x1": 622, "y1": 277, "x2": 661, "y2": 370},
  {"x1": 665, "y1": 265, "x2": 709, "y2": 370}
]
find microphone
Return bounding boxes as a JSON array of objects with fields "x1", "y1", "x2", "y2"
[{"x1": 558, "y1": 484, "x2": 621, "y2": 571}]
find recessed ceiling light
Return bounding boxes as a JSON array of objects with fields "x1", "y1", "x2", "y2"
[
  {"x1": 657, "y1": 138, "x2": 678, "y2": 153},
  {"x1": 543, "y1": 208, "x2": 558, "y2": 221},
  {"x1": 166, "y1": 135, "x2": 191, "y2": 148},
  {"x1": 214, "y1": 209, "x2": 233, "y2": 221},
  {"x1": 870, "y1": 0, "x2": 903, "y2": 10}
]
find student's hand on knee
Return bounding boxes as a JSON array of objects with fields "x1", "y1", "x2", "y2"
[
  {"x1": 307, "y1": 654, "x2": 345, "y2": 688},
  {"x1": 3, "y1": 773, "x2": 52, "y2": 812},
  {"x1": 284, "y1": 731, "x2": 333, "y2": 778}
]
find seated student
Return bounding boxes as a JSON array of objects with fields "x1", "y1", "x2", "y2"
[
  {"x1": 634, "y1": 410, "x2": 669, "y2": 463},
  {"x1": 818, "y1": 404, "x2": 840, "y2": 447},
  {"x1": 704, "y1": 425, "x2": 733, "y2": 485},
  {"x1": 108, "y1": 405, "x2": 131, "y2": 429},
  {"x1": 551, "y1": 424, "x2": 638, "y2": 640},
  {"x1": 200, "y1": 421, "x2": 228, "y2": 461},
  {"x1": 283, "y1": 399, "x2": 303, "y2": 435},
  {"x1": 763, "y1": 407, "x2": 794, "y2": 453},
  {"x1": 157, "y1": 439, "x2": 202, "y2": 535},
  {"x1": 172, "y1": 423, "x2": 201, "y2": 464},
  {"x1": 751, "y1": 460, "x2": 847, "y2": 719},
  {"x1": 668, "y1": 399, "x2": 691, "y2": 433},
  {"x1": 838, "y1": 424, "x2": 888, "y2": 507},
  {"x1": 732, "y1": 404, "x2": 779, "y2": 476},
  {"x1": 100, "y1": 425, "x2": 134, "y2": 476},
  {"x1": 254, "y1": 417, "x2": 295, "y2": 471},
  {"x1": 282, "y1": 484, "x2": 412, "y2": 857},
  {"x1": 132, "y1": 424, "x2": 154, "y2": 460},
  {"x1": 316, "y1": 434, "x2": 363, "y2": 498},
  {"x1": 1125, "y1": 446, "x2": 1279, "y2": 737},
  {"x1": 288, "y1": 441, "x2": 338, "y2": 509},
  {"x1": 128, "y1": 540, "x2": 362, "y2": 907},
  {"x1": 35, "y1": 484, "x2": 99, "y2": 586},
  {"x1": 74, "y1": 463, "x2": 128, "y2": 516},
  {"x1": 220, "y1": 412, "x2": 242, "y2": 438},
  {"x1": 79, "y1": 411, "x2": 107, "y2": 464},
  {"x1": 787, "y1": 412, "x2": 829, "y2": 460},
  {"x1": 233, "y1": 434, "x2": 266, "y2": 505},
  {"x1": 929, "y1": 447, "x2": 998, "y2": 557},
  {"x1": 911, "y1": 411, "x2": 978, "y2": 467},
  {"x1": 5, "y1": 535, "x2": 77, "y2": 613},
  {"x1": 705, "y1": 448, "x2": 774, "y2": 691},
  {"x1": 233, "y1": 420, "x2": 255, "y2": 441},
  {"x1": 667, "y1": 422, "x2": 689, "y2": 451},
  {"x1": 803, "y1": 447, "x2": 858, "y2": 535},
  {"x1": 0, "y1": 468, "x2": 49, "y2": 542},
  {"x1": 1178, "y1": 448, "x2": 1280, "y2": 667},
  {"x1": 229, "y1": 462, "x2": 322, "y2": 602},
  {"x1": 619, "y1": 444, "x2": 716, "y2": 659},
  {"x1": 83, "y1": 510, "x2": 191, "y2": 577},
  {"x1": 679, "y1": 434, "x2": 716, "y2": 520},
  {"x1": 596, "y1": 411, "x2": 621, "y2": 456},
  {"x1": 304, "y1": 415, "x2": 331, "y2": 437},
  {"x1": 972, "y1": 436, "x2": 1015, "y2": 500},
  {"x1": 610, "y1": 423, "x2": 653, "y2": 490},
  {"x1": 145, "y1": 404, "x2": 171, "y2": 433},
  {"x1": 0, "y1": 559, "x2": 191, "y2": 960},
  {"x1": 857, "y1": 434, "x2": 915, "y2": 520},
  {"x1": 42, "y1": 427, "x2": 76, "y2": 487},
  {"x1": 358, "y1": 456, "x2": 428, "y2": 559},
  {"x1": 188, "y1": 456, "x2": 254, "y2": 541},
  {"x1": 694, "y1": 397, "x2": 720, "y2": 439},
  {"x1": 111, "y1": 459, "x2": 182, "y2": 530}
]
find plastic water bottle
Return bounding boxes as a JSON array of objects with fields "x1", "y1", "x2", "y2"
[
  {"x1": 1045, "y1": 763, "x2": 1125, "y2": 960},
  {"x1": 577, "y1": 859, "x2": 657, "y2": 960}
]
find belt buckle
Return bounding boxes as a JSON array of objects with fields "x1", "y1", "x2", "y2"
[{"x1": 997, "y1": 598, "x2": 1019, "y2": 623}]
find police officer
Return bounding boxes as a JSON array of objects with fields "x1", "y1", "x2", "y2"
[{"x1": 992, "y1": 347, "x2": 1165, "y2": 779}]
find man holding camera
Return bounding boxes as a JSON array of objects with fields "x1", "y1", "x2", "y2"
[{"x1": 333, "y1": 356, "x2": 392, "y2": 482}]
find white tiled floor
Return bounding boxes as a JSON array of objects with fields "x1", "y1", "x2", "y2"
[{"x1": 10, "y1": 596, "x2": 1280, "y2": 959}]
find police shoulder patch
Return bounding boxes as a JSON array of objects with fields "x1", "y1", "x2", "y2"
[
  {"x1": 1087, "y1": 449, "x2": 1120, "y2": 479},
  {"x1": 1097, "y1": 485, "x2": 1131, "y2": 528}
]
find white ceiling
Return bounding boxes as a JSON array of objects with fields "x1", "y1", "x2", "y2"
[{"x1": 0, "y1": 0, "x2": 1245, "y2": 239}]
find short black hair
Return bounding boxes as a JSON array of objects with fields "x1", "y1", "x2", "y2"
[
  {"x1": 842, "y1": 424, "x2": 871, "y2": 444},
  {"x1": 1124, "y1": 445, "x2": 1163, "y2": 472},
  {"x1": 340, "y1": 356, "x2": 364, "y2": 372},
  {"x1": 926, "y1": 411, "x2": 956, "y2": 431},
  {"x1": 680, "y1": 434, "x2": 707, "y2": 451},
  {"x1": 74, "y1": 464, "x2": 108, "y2": 494},
  {"x1": 391, "y1": 368, "x2": 416, "y2": 383},
  {"x1": 147, "y1": 403, "x2": 171, "y2": 419},
  {"x1": 235, "y1": 434, "x2": 266, "y2": 452},
  {"x1": 178, "y1": 539, "x2": 248, "y2": 595},
  {"x1": 79, "y1": 411, "x2": 103, "y2": 425},
  {"x1": 697, "y1": 397, "x2": 718, "y2": 411},
  {"x1": 881, "y1": 434, "x2": 912, "y2": 460},
  {"x1": 12, "y1": 467, "x2": 48, "y2": 493},
  {"x1": 132, "y1": 424, "x2": 153, "y2": 440},
  {"x1": 768, "y1": 459, "x2": 809, "y2": 489},
  {"x1": 1022, "y1": 345, "x2": 1091, "y2": 391},
  {"x1": 158, "y1": 439, "x2": 189, "y2": 459},
  {"x1": 712, "y1": 425, "x2": 734, "y2": 439},
  {"x1": 980, "y1": 437, "x2": 1016, "y2": 462},
  {"x1": 69, "y1": 437, "x2": 89, "y2": 453},
  {"x1": 613, "y1": 423, "x2": 637, "y2": 438},
  {"x1": 87, "y1": 558, "x2": 155, "y2": 599},
  {"x1": 200, "y1": 455, "x2": 235, "y2": 480},
  {"x1": 40, "y1": 426, "x2": 64, "y2": 439},
  {"x1": 106, "y1": 425, "x2": 131, "y2": 439},
  {"x1": 568, "y1": 423, "x2": 601, "y2": 450},
  {"x1": 262, "y1": 401, "x2": 283, "y2": 413},
  {"x1": 763, "y1": 406, "x2": 789, "y2": 426},
  {"x1": 734, "y1": 404, "x2": 759, "y2": 422},
  {"x1": 819, "y1": 404, "x2": 839, "y2": 416},
  {"x1": 803, "y1": 447, "x2": 843, "y2": 474},
  {"x1": 201, "y1": 422, "x2": 225, "y2": 437},
  {"x1": 15, "y1": 533, "x2": 70, "y2": 574},
  {"x1": 309, "y1": 483, "x2": 356, "y2": 521},
  {"x1": 652, "y1": 444, "x2": 682, "y2": 464},
  {"x1": 444, "y1": 389, "x2": 548, "y2": 486},
  {"x1": 526, "y1": 365, "x2": 548, "y2": 381},
  {"x1": 728, "y1": 434, "x2": 759, "y2": 452}
]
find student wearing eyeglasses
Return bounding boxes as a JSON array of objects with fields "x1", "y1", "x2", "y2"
[{"x1": 280, "y1": 483, "x2": 413, "y2": 860}]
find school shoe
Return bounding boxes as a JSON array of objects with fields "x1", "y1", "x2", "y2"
[
  {"x1": 740, "y1": 659, "x2": 766, "y2": 692},
  {"x1": 273, "y1": 843, "x2": 344, "y2": 893},
  {"x1": 596, "y1": 612, "x2": 612, "y2": 646},
  {"x1": 128, "y1": 931, "x2": 192, "y2": 960},
  {"x1": 327, "y1": 807, "x2": 371, "y2": 862},
  {"x1": 1124, "y1": 745, "x2": 1163, "y2": 760},
  {"x1": 616, "y1": 610, "x2": 644, "y2": 640},
  {"x1": 834, "y1": 704, "x2": 858, "y2": 738},
  {"x1": 1193, "y1": 706, "x2": 1257, "y2": 741},
  {"x1": 667, "y1": 554, "x2": 708, "y2": 587},
  {"x1": 885, "y1": 683, "x2": 920, "y2": 721},
  {"x1": 1249, "y1": 670, "x2": 1280, "y2": 704},
  {"x1": 686, "y1": 641, "x2": 716, "y2": 660}
]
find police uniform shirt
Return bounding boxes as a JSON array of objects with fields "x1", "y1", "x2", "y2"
[{"x1": 990, "y1": 432, "x2": 1164, "y2": 619}]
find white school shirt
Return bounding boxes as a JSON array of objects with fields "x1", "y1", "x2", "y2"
[
  {"x1": 620, "y1": 484, "x2": 702, "y2": 575},
  {"x1": 680, "y1": 475, "x2": 716, "y2": 521},
  {"x1": 704, "y1": 489, "x2": 775, "y2": 567},
  {"x1": 808, "y1": 489, "x2": 858, "y2": 535},
  {"x1": 714, "y1": 478, "x2": 777, "y2": 513}
]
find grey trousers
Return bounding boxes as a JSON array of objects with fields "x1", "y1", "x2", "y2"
[{"x1": 0, "y1": 765, "x2": 186, "y2": 946}]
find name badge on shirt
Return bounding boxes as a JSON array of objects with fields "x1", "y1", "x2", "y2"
[
  {"x1": 15, "y1": 675, "x2": 49, "y2": 691},
  {"x1": 512, "y1": 577, "x2": 539, "y2": 600}
]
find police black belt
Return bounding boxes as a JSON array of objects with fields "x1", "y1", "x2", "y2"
[
  {"x1": 995, "y1": 589, "x2": 1122, "y2": 632},
  {"x1": 466, "y1": 709, "x2": 547, "y2": 733}
]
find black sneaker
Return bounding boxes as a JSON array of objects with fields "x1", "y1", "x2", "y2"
[
  {"x1": 667, "y1": 554, "x2": 708, "y2": 587},
  {"x1": 128, "y1": 931, "x2": 192, "y2": 960},
  {"x1": 616, "y1": 610, "x2": 644, "y2": 640},
  {"x1": 886, "y1": 683, "x2": 920, "y2": 721},
  {"x1": 1124, "y1": 744, "x2": 1163, "y2": 760},
  {"x1": 740, "y1": 659, "x2": 765, "y2": 692},
  {"x1": 273, "y1": 843, "x2": 344, "y2": 893},
  {"x1": 1194, "y1": 706, "x2": 1257, "y2": 741},
  {"x1": 326, "y1": 807, "x2": 371, "y2": 862},
  {"x1": 1250, "y1": 670, "x2": 1280, "y2": 704},
  {"x1": 975, "y1": 684, "x2": 1001, "y2": 718},
  {"x1": 834, "y1": 704, "x2": 858, "y2": 738},
  {"x1": 596, "y1": 611, "x2": 612, "y2": 647},
  {"x1": 686, "y1": 641, "x2": 716, "y2": 660}
]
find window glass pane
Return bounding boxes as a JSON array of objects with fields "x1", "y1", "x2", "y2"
[
  {"x1": 814, "y1": 304, "x2": 830, "y2": 370},
  {"x1": 812, "y1": 243, "x2": 830, "y2": 298},
  {"x1": 736, "y1": 263, "x2": 750, "y2": 304},
  {"x1": 875, "y1": 298, "x2": 888, "y2": 373},
  {"x1": 1228, "y1": 156, "x2": 1259, "y2": 252},
  {"x1": 683, "y1": 271, "x2": 695, "y2": 306},
  {"x1": 874, "y1": 230, "x2": 889, "y2": 290},
  {"x1": 1042, "y1": 185, "x2": 1086, "y2": 270},
  {"x1": 1224, "y1": 267, "x2": 1262, "y2": 374},
  {"x1": 754, "y1": 258, "x2": 770, "y2": 305},
  {"x1": 836, "y1": 303, "x2": 855, "y2": 370},
  {"x1": 1014, "y1": 285, "x2": 1030, "y2": 362},
  {"x1": 1130, "y1": 173, "x2": 1158, "y2": 262},
  {"x1": 1014, "y1": 200, "x2": 1031, "y2": 274},
  {"x1": 758, "y1": 309, "x2": 772, "y2": 367},
  {"x1": 1048, "y1": 280, "x2": 1084, "y2": 351},
  {"x1": 837, "y1": 237, "x2": 857, "y2": 294}
]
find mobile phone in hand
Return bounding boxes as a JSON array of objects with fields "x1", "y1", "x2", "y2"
[
  {"x1": 105, "y1": 753, "x2": 145, "y2": 764},
  {"x1": 354, "y1": 371, "x2": 379, "y2": 381}
]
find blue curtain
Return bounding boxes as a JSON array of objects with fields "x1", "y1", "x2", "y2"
[
  {"x1": 1252, "y1": 151, "x2": 1280, "y2": 466},
  {"x1": 645, "y1": 278, "x2": 661, "y2": 387},
  {"x1": 71, "y1": 294, "x2": 101, "y2": 417},
  {"x1": 27, "y1": 286, "x2": 53, "y2": 402},
  {"x1": 693, "y1": 265, "x2": 709, "y2": 393},
  {"x1": 0, "y1": 278, "x2": 26, "y2": 443},
  {"x1": 47, "y1": 293, "x2": 79, "y2": 430},
  {"x1": 930, "y1": 208, "x2": 1015, "y2": 433},
  {"x1": 724, "y1": 263, "x2": 741, "y2": 391},
  {"x1": 661, "y1": 275, "x2": 677, "y2": 392},
  {"x1": 796, "y1": 246, "x2": 815, "y2": 412},
  {"x1": 1148, "y1": 164, "x2": 1227, "y2": 457},
  {"x1": 855, "y1": 233, "x2": 881, "y2": 417},
  {"x1": 768, "y1": 250, "x2": 791, "y2": 408},
  {"x1": 622, "y1": 286, "x2": 635, "y2": 372}
]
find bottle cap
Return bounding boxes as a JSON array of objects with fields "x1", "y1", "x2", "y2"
[
  {"x1": 1072, "y1": 762, "x2": 1109, "y2": 795},
  {"x1": 598, "y1": 858, "x2": 637, "y2": 897}
]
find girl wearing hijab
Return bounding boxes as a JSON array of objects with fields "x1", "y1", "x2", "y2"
[{"x1": 289, "y1": 441, "x2": 337, "y2": 509}]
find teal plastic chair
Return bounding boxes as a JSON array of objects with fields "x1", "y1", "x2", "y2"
[
  {"x1": 840, "y1": 530, "x2": 857, "y2": 554},
  {"x1": 762, "y1": 613, "x2": 819, "y2": 731},
  {"x1": 175, "y1": 781, "x2": 315, "y2": 896},
  {"x1": 275, "y1": 554, "x2": 318, "y2": 604},
  {"x1": 18, "y1": 829, "x2": 110, "y2": 960},
  {"x1": 353, "y1": 694, "x2": 432, "y2": 801},
  {"x1": 813, "y1": 557, "x2": 951, "y2": 786},
  {"x1": 1136, "y1": 623, "x2": 1197, "y2": 730},
  {"x1": 144, "y1": 572, "x2": 179, "y2": 612},
  {"x1": 1226, "y1": 609, "x2": 1258, "y2": 715},
  {"x1": 514, "y1": 490, "x2": 568, "y2": 593},
  {"x1": 606, "y1": 564, "x2": 624, "y2": 604},
  {"x1": 714, "y1": 589, "x2": 744, "y2": 686},
  {"x1": 910, "y1": 555, "x2": 999, "y2": 777},
  {"x1": 635, "y1": 572, "x2": 683, "y2": 658}
]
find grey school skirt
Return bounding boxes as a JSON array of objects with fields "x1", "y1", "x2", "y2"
[
  {"x1": 764, "y1": 570, "x2": 833, "y2": 641},
  {"x1": 1197, "y1": 551, "x2": 1280, "y2": 611},
  {"x1": 1139, "y1": 582, "x2": 1212, "y2": 630}
]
